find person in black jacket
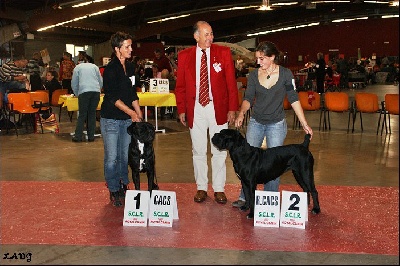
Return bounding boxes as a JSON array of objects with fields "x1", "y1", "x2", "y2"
[
  {"x1": 315, "y1": 52, "x2": 326, "y2": 94},
  {"x1": 43, "y1": 70, "x2": 62, "y2": 102},
  {"x1": 100, "y1": 31, "x2": 142, "y2": 207}
]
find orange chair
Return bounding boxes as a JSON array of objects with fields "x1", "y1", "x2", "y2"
[
  {"x1": 6, "y1": 93, "x2": 40, "y2": 135},
  {"x1": 352, "y1": 92, "x2": 380, "y2": 133},
  {"x1": 319, "y1": 92, "x2": 352, "y2": 132},
  {"x1": 29, "y1": 91, "x2": 50, "y2": 110},
  {"x1": 378, "y1": 94, "x2": 399, "y2": 134},
  {"x1": 29, "y1": 91, "x2": 52, "y2": 133},
  {"x1": 51, "y1": 89, "x2": 68, "y2": 122},
  {"x1": 294, "y1": 91, "x2": 321, "y2": 129}
]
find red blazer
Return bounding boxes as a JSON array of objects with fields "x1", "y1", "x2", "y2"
[{"x1": 175, "y1": 44, "x2": 239, "y2": 128}]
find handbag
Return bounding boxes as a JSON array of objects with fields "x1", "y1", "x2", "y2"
[{"x1": 35, "y1": 113, "x2": 59, "y2": 133}]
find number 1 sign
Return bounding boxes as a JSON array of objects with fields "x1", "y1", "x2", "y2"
[{"x1": 123, "y1": 190, "x2": 150, "y2": 227}]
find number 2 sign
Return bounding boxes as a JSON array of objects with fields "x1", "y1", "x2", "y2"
[{"x1": 279, "y1": 190, "x2": 308, "y2": 229}]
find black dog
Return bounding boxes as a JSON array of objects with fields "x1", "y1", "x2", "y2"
[
  {"x1": 127, "y1": 122, "x2": 159, "y2": 192},
  {"x1": 211, "y1": 129, "x2": 320, "y2": 219}
]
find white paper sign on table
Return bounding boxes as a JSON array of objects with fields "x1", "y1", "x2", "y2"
[
  {"x1": 123, "y1": 190, "x2": 150, "y2": 227},
  {"x1": 253, "y1": 190, "x2": 280, "y2": 227},
  {"x1": 149, "y1": 78, "x2": 169, "y2": 93},
  {"x1": 280, "y1": 190, "x2": 308, "y2": 229},
  {"x1": 148, "y1": 190, "x2": 179, "y2": 227}
]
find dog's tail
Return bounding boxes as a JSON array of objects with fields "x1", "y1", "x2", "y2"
[{"x1": 302, "y1": 134, "x2": 311, "y2": 149}]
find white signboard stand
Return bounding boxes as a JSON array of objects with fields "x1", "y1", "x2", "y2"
[
  {"x1": 148, "y1": 190, "x2": 179, "y2": 227},
  {"x1": 123, "y1": 190, "x2": 150, "y2": 227},
  {"x1": 149, "y1": 78, "x2": 169, "y2": 93},
  {"x1": 280, "y1": 190, "x2": 308, "y2": 229},
  {"x1": 253, "y1": 191, "x2": 280, "y2": 228}
]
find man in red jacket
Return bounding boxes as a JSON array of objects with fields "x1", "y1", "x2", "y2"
[{"x1": 175, "y1": 21, "x2": 238, "y2": 204}]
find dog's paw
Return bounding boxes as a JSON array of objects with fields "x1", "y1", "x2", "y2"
[
  {"x1": 239, "y1": 205, "x2": 249, "y2": 212},
  {"x1": 311, "y1": 208, "x2": 321, "y2": 214}
]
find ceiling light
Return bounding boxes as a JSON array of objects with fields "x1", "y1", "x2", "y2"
[
  {"x1": 72, "y1": 0, "x2": 106, "y2": 8},
  {"x1": 257, "y1": 0, "x2": 273, "y2": 10},
  {"x1": 147, "y1": 14, "x2": 190, "y2": 24}
]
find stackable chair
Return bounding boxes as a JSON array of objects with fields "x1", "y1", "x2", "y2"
[
  {"x1": 319, "y1": 92, "x2": 352, "y2": 132},
  {"x1": 51, "y1": 88, "x2": 68, "y2": 122},
  {"x1": 29, "y1": 91, "x2": 51, "y2": 133},
  {"x1": 6, "y1": 93, "x2": 40, "y2": 135},
  {"x1": 351, "y1": 92, "x2": 380, "y2": 133},
  {"x1": 378, "y1": 94, "x2": 399, "y2": 135},
  {"x1": 294, "y1": 91, "x2": 321, "y2": 129}
]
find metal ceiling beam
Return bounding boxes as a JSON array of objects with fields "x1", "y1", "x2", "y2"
[{"x1": 26, "y1": 0, "x2": 145, "y2": 31}]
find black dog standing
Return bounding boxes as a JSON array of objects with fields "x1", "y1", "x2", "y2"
[
  {"x1": 127, "y1": 122, "x2": 159, "y2": 193},
  {"x1": 212, "y1": 129, "x2": 320, "y2": 219}
]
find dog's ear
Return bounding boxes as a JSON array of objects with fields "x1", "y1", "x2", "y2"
[
  {"x1": 127, "y1": 122, "x2": 136, "y2": 136},
  {"x1": 144, "y1": 122, "x2": 155, "y2": 142},
  {"x1": 234, "y1": 130, "x2": 247, "y2": 145}
]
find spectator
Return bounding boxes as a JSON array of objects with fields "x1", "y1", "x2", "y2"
[
  {"x1": 315, "y1": 52, "x2": 326, "y2": 94},
  {"x1": 0, "y1": 55, "x2": 29, "y2": 106},
  {"x1": 59, "y1": 52, "x2": 75, "y2": 94},
  {"x1": 71, "y1": 54, "x2": 103, "y2": 142},
  {"x1": 43, "y1": 70, "x2": 62, "y2": 102},
  {"x1": 27, "y1": 52, "x2": 44, "y2": 91},
  {"x1": 235, "y1": 55, "x2": 244, "y2": 77},
  {"x1": 153, "y1": 48, "x2": 172, "y2": 78},
  {"x1": 166, "y1": 48, "x2": 178, "y2": 76}
]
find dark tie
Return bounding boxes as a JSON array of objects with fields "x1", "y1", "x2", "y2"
[{"x1": 199, "y1": 49, "x2": 210, "y2": 106}]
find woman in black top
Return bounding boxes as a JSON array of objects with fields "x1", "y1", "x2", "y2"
[
  {"x1": 100, "y1": 31, "x2": 142, "y2": 207},
  {"x1": 43, "y1": 70, "x2": 62, "y2": 102}
]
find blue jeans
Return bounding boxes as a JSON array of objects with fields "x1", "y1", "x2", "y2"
[
  {"x1": 238, "y1": 117, "x2": 287, "y2": 201},
  {"x1": 100, "y1": 118, "x2": 132, "y2": 192}
]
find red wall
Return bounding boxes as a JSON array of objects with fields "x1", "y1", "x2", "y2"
[
  {"x1": 132, "y1": 42, "x2": 165, "y2": 60},
  {"x1": 259, "y1": 18, "x2": 399, "y2": 67}
]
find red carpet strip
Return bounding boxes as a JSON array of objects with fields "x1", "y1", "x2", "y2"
[{"x1": 1, "y1": 181, "x2": 398, "y2": 255}]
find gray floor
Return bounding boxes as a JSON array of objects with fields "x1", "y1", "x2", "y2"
[{"x1": 0, "y1": 84, "x2": 399, "y2": 265}]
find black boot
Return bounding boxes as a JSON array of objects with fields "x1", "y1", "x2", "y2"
[{"x1": 110, "y1": 191, "x2": 122, "y2": 207}]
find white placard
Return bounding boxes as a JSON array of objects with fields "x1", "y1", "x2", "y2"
[
  {"x1": 123, "y1": 190, "x2": 150, "y2": 227},
  {"x1": 253, "y1": 191, "x2": 280, "y2": 227},
  {"x1": 149, "y1": 78, "x2": 169, "y2": 93},
  {"x1": 280, "y1": 190, "x2": 307, "y2": 229},
  {"x1": 148, "y1": 190, "x2": 179, "y2": 227}
]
